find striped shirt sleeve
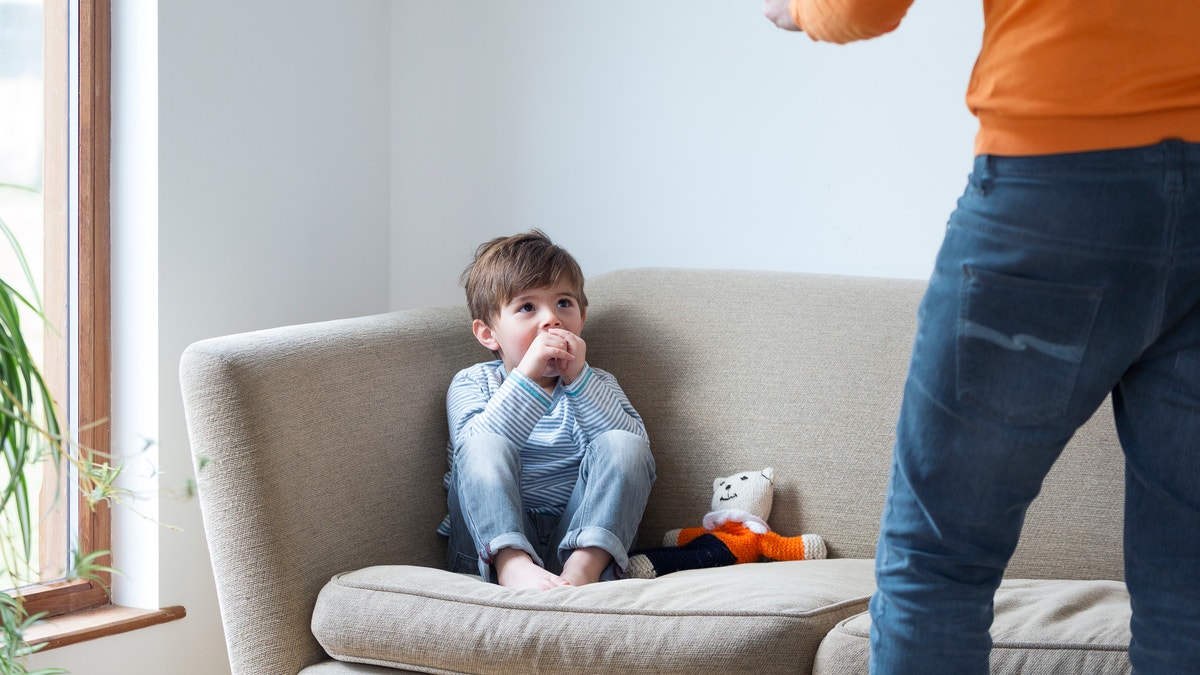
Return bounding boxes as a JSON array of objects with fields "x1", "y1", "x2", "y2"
[
  {"x1": 561, "y1": 364, "x2": 649, "y2": 444},
  {"x1": 446, "y1": 362, "x2": 552, "y2": 450}
]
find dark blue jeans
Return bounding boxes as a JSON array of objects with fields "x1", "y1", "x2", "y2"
[{"x1": 870, "y1": 140, "x2": 1200, "y2": 674}]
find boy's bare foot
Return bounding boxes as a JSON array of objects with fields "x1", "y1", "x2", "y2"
[
  {"x1": 559, "y1": 547, "x2": 612, "y2": 587},
  {"x1": 494, "y1": 548, "x2": 570, "y2": 590}
]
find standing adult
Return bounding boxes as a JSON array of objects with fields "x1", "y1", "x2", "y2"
[{"x1": 764, "y1": 1, "x2": 1200, "y2": 673}]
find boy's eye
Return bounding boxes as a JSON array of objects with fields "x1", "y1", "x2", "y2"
[
  {"x1": 557, "y1": 298, "x2": 573, "y2": 308},
  {"x1": 518, "y1": 303, "x2": 535, "y2": 313}
]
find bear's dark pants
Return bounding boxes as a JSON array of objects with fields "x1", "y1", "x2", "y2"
[{"x1": 629, "y1": 534, "x2": 737, "y2": 577}]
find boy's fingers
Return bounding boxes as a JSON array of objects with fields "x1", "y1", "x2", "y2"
[{"x1": 549, "y1": 329, "x2": 584, "y2": 352}]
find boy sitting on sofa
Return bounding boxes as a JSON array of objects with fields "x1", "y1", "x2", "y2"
[{"x1": 439, "y1": 230, "x2": 656, "y2": 590}]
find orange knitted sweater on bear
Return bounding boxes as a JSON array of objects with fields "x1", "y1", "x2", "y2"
[{"x1": 676, "y1": 521, "x2": 812, "y2": 564}]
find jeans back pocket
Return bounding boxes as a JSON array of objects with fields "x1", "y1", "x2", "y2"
[{"x1": 957, "y1": 266, "x2": 1103, "y2": 426}]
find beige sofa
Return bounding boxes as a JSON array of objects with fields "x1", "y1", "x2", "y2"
[{"x1": 181, "y1": 268, "x2": 1132, "y2": 675}]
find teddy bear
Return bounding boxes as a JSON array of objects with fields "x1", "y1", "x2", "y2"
[{"x1": 625, "y1": 467, "x2": 826, "y2": 579}]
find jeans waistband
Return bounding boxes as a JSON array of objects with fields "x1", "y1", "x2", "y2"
[{"x1": 977, "y1": 138, "x2": 1200, "y2": 165}]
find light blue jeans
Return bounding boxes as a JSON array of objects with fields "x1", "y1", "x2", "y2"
[
  {"x1": 870, "y1": 140, "x2": 1200, "y2": 674},
  {"x1": 445, "y1": 430, "x2": 655, "y2": 582}
]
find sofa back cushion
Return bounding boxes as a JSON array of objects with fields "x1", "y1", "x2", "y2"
[{"x1": 583, "y1": 268, "x2": 1125, "y2": 581}]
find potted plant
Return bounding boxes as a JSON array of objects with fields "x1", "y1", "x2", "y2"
[{"x1": 1, "y1": 189, "x2": 122, "y2": 675}]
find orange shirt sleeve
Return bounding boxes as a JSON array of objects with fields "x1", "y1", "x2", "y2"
[{"x1": 789, "y1": 0, "x2": 915, "y2": 44}]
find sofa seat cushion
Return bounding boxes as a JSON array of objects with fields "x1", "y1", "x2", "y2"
[
  {"x1": 313, "y1": 558, "x2": 876, "y2": 674},
  {"x1": 813, "y1": 578, "x2": 1132, "y2": 674},
  {"x1": 299, "y1": 661, "x2": 418, "y2": 674}
]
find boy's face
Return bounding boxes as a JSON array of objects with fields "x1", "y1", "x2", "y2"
[{"x1": 472, "y1": 280, "x2": 585, "y2": 378}]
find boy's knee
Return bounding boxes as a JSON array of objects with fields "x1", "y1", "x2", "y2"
[
  {"x1": 593, "y1": 429, "x2": 649, "y2": 453},
  {"x1": 589, "y1": 430, "x2": 654, "y2": 473},
  {"x1": 455, "y1": 433, "x2": 521, "y2": 473}
]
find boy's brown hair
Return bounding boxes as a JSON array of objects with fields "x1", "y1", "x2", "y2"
[{"x1": 461, "y1": 230, "x2": 588, "y2": 325}]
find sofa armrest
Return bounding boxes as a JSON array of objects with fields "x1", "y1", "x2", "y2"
[{"x1": 181, "y1": 306, "x2": 483, "y2": 675}]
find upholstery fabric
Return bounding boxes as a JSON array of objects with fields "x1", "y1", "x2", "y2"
[
  {"x1": 299, "y1": 662, "x2": 415, "y2": 675},
  {"x1": 313, "y1": 559, "x2": 876, "y2": 674},
  {"x1": 813, "y1": 579, "x2": 1132, "y2": 674},
  {"x1": 583, "y1": 269, "x2": 1125, "y2": 581}
]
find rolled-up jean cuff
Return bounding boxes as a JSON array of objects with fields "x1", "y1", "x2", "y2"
[
  {"x1": 481, "y1": 533, "x2": 541, "y2": 582},
  {"x1": 560, "y1": 526, "x2": 629, "y2": 571}
]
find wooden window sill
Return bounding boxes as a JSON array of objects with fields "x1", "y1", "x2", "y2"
[{"x1": 22, "y1": 604, "x2": 187, "y2": 651}]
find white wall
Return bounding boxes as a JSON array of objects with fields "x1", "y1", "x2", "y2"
[
  {"x1": 29, "y1": 1, "x2": 391, "y2": 673},
  {"x1": 390, "y1": 0, "x2": 983, "y2": 311},
  {"x1": 32, "y1": 1, "x2": 982, "y2": 672}
]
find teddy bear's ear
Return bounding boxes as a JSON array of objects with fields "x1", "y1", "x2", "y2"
[{"x1": 762, "y1": 467, "x2": 775, "y2": 484}]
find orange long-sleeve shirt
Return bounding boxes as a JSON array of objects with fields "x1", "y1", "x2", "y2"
[{"x1": 789, "y1": 0, "x2": 1200, "y2": 155}]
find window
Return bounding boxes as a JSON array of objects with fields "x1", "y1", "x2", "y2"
[
  {"x1": 3, "y1": 2, "x2": 182, "y2": 651},
  {"x1": 2, "y1": 0, "x2": 111, "y2": 619}
]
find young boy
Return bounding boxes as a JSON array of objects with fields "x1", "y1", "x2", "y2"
[{"x1": 440, "y1": 230, "x2": 655, "y2": 590}]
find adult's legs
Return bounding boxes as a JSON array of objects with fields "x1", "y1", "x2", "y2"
[
  {"x1": 1116, "y1": 343, "x2": 1200, "y2": 673},
  {"x1": 1114, "y1": 152, "x2": 1200, "y2": 671},
  {"x1": 870, "y1": 315, "x2": 1094, "y2": 671},
  {"x1": 870, "y1": 143, "x2": 1192, "y2": 673}
]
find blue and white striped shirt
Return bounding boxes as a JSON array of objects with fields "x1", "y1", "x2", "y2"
[{"x1": 437, "y1": 360, "x2": 648, "y2": 536}]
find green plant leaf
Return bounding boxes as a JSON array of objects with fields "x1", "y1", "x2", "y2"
[
  {"x1": 0, "y1": 213, "x2": 43, "y2": 315},
  {"x1": 0, "y1": 199, "x2": 74, "y2": 674}
]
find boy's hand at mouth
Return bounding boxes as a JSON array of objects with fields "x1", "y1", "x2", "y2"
[
  {"x1": 547, "y1": 328, "x2": 586, "y2": 385},
  {"x1": 518, "y1": 329, "x2": 586, "y2": 385}
]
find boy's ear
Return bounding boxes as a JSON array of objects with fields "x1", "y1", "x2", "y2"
[{"x1": 472, "y1": 319, "x2": 500, "y2": 352}]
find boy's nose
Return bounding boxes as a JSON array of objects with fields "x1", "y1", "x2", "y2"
[{"x1": 540, "y1": 309, "x2": 562, "y2": 327}]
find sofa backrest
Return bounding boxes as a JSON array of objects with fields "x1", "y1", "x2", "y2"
[{"x1": 584, "y1": 268, "x2": 1125, "y2": 582}]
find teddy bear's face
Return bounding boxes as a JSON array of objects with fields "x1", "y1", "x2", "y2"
[{"x1": 710, "y1": 467, "x2": 775, "y2": 518}]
